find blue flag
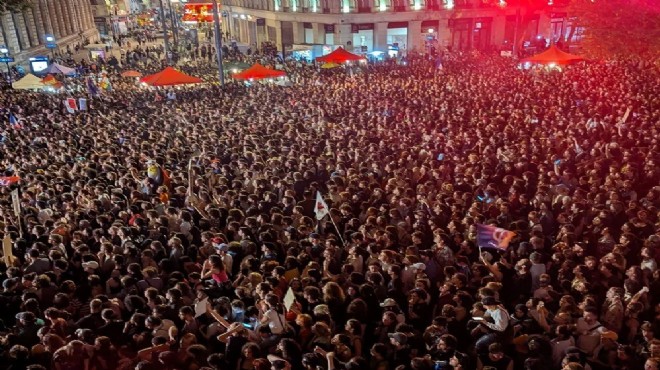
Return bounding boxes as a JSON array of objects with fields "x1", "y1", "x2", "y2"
[
  {"x1": 86, "y1": 77, "x2": 99, "y2": 96},
  {"x1": 8, "y1": 113, "x2": 21, "y2": 129},
  {"x1": 476, "y1": 224, "x2": 516, "y2": 251}
]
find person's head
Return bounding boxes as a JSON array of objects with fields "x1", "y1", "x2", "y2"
[
  {"x1": 437, "y1": 334, "x2": 457, "y2": 352},
  {"x1": 488, "y1": 343, "x2": 505, "y2": 361},
  {"x1": 382, "y1": 311, "x2": 397, "y2": 326},
  {"x1": 94, "y1": 336, "x2": 113, "y2": 351},
  {"x1": 563, "y1": 363, "x2": 585, "y2": 370},
  {"x1": 241, "y1": 342, "x2": 260, "y2": 359},
  {"x1": 370, "y1": 343, "x2": 388, "y2": 360},
  {"x1": 481, "y1": 296, "x2": 500, "y2": 310},
  {"x1": 641, "y1": 322, "x2": 655, "y2": 341},
  {"x1": 645, "y1": 357, "x2": 660, "y2": 370},
  {"x1": 650, "y1": 339, "x2": 660, "y2": 358},
  {"x1": 388, "y1": 332, "x2": 407, "y2": 348},
  {"x1": 582, "y1": 306, "x2": 598, "y2": 325},
  {"x1": 8, "y1": 345, "x2": 29, "y2": 361},
  {"x1": 345, "y1": 319, "x2": 362, "y2": 335}
]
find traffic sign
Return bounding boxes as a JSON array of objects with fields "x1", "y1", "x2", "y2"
[
  {"x1": 0, "y1": 56, "x2": 14, "y2": 63},
  {"x1": 46, "y1": 42, "x2": 57, "y2": 49}
]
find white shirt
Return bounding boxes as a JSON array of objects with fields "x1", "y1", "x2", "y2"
[
  {"x1": 641, "y1": 258, "x2": 657, "y2": 273},
  {"x1": 484, "y1": 306, "x2": 509, "y2": 332},
  {"x1": 576, "y1": 318, "x2": 605, "y2": 355},
  {"x1": 222, "y1": 253, "x2": 233, "y2": 276},
  {"x1": 264, "y1": 309, "x2": 285, "y2": 335}
]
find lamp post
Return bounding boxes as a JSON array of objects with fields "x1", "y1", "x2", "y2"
[
  {"x1": 168, "y1": 0, "x2": 179, "y2": 51},
  {"x1": 45, "y1": 35, "x2": 57, "y2": 58},
  {"x1": 512, "y1": 5, "x2": 521, "y2": 56},
  {"x1": 211, "y1": 0, "x2": 224, "y2": 87},
  {"x1": 158, "y1": 0, "x2": 171, "y2": 64},
  {"x1": 0, "y1": 46, "x2": 13, "y2": 83}
]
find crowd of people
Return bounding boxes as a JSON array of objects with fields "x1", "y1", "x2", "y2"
[{"x1": 0, "y1": 47, "x2": 658, "y2": 370}]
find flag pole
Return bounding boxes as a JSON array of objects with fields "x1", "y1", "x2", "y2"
[
  {"x1": 316, "y1": 191, "x2": 346, "y2": 246},
  {"x1": 326, "y1": 211, "x2": 346, "y2": 246}
]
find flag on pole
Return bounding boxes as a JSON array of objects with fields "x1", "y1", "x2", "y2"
[
  {"x1": 79, "y1": 98, "x2": 88, "y2": 111},
  {"x1": 85, "y1": 76, "x2": 99, "y2": 96},
  {"x1": 63, "y1": 98, "x2": 77, "y2": 114},
  {"x1": 476, "y1": 224, "x2": 516, "y2": 251},
  {"x1": 0, "y1": 176, "x2": 20, "y2": 186},
  {"x1": 315, "y1": 191, "x2": 329, "y2": 220},
  {"x1": 8, "y1": 113, "x2": 21, "y2": 129}
]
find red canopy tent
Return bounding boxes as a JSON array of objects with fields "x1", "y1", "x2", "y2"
[
  {"x1": 521, "y1": 45, "x2": 585, "y2": 65},
  {"x1": 316, "y1": 47, "x2": 365, "y2": 64},
  {"x1": 232, "y1": 63, "x2": 286, "y2": 80},
  {"x1": 140, "y1": 67, "x2": 203, "y2": 86}
]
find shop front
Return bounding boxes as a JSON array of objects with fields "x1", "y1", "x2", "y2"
[
  {"x1": 421, "y1": 20, "x2": 440, "y2": 55},
  {"x1": 449, "y1": 18, "x2": 471, "y2": 51},
  {"x1": 304, "y1": 23, "x2": 314, "y2": 44},
  {"x1": 324, "y1": 24, "x2": 335, "y2": 45},
  {"x1": 351, "y1": 23, "x2": 374, "y2": 53},
  {"x1": 387, "y1": 21, "x2": 408, "y2": 56},
  {"x1": 472, "y1": 17, "x2": 492, "y2": 51}
]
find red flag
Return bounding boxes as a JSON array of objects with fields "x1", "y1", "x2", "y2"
[
  {"x1": 0, "y1": 176, "x2": 20, "y2": 186},
  {"x1": 63, "y1": 98, "x2": 77, "y2": 114}
]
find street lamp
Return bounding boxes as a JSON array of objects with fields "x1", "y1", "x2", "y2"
[
  {"x1": 211, "y1": 0, "x2": 225, "y2": 87},
  {"x1": 0, "y1": 46, "x2": 11, "y2": 83},
  {"x1": 157, "y1": 0, "x2": 172, "y2": 64},
  {"x1": 45, "y1": 34, "x2": 57, "y2": 58}
]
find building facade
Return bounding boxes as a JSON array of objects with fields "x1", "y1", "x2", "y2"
[
  {"x1": 0, "y1": 0, "x2": 99, "y2": 65},
  {"x1": 218, "y1": 0, "x2": 575, "y2": 55}
]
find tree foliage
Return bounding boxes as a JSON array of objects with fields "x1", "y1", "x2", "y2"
[
  {"x1": 0, "y1": 0, "x2": 32, "y2": 13},
  {"x1": 567, "y1": 0, "x2": 660, "y2": 59}
]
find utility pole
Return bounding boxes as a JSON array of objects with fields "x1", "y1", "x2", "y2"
[
  {"x1": 158, "y1": 0, "x2": 171, "y2": 64},
  {"x1": 512, "y1": 1, "x2": 522, "y2": 57},
  {"x1": 211, "y1": 0, "x2": 225, "y2": 87},
  {"x1": 169, "y1": 1, "x2": 179, "y2": 51}
]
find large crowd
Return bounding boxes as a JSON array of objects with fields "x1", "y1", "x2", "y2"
[{"x1": 0, "y1": 45, "x2": 658, "y2": 370}]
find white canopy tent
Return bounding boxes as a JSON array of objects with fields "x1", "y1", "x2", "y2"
[{"x1": 12, "y1": 73, "x2": 45, "y2": 90}]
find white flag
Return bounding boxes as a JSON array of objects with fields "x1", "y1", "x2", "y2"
[{"x1": 315, "y1": 191, "x2": 329, "y2": 220}]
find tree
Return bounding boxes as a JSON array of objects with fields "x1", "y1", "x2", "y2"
[
  {"x1": 567, "y1": 0, "x2": 660, "y2": 59},
  {"x1": 0, "y1": 0, "x2": 31, "y2": 13}
]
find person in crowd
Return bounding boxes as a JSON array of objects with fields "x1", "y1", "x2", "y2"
[{"x1": 0, "y1": 47, "x2": 658, "y2": 370}]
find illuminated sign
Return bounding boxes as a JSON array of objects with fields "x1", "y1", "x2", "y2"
[{"x1": 182, "y1": 3, "x2": 215, "y2": 23}]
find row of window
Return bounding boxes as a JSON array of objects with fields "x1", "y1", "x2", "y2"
[
  {"x1": 222, "y1": 0, "x2": 492, "y2": 13},
  {"x1": 221, "y1": 0, "x2": 570, "y2": 12}
]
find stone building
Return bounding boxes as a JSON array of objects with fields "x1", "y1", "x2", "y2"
[
  {"x1": 217, "y1": 0, "x2": 577, "y2": 56},
  {"x1": 0, "y1": 0, "x2": 99, "y2": 65}
]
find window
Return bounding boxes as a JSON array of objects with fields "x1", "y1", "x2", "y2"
[
  {"x1": 375, "y1": 0, "x2": 390, "y2": 10},
  {"x1": 303, "y1": 0, "x2": 319, "y2": 12},
  {"x1": 409, "y1": 0, "x2": 423, "y2": 9},
  {"x1": 392, "y1": 0, "x2": 406, "y2": 11},
  {"x1": 357, "y1": 0, "x2": 371, "y2": 12},
  {"x1": 321, "y1": 0, "x2": 332, "y2": 12}
]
